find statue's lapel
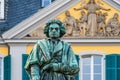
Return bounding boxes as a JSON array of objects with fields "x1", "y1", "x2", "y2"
[
  {"x1": 38, "y1": 39, "x2": 51, "y2": 60},
  {"x1": 53, "y1": 41, "x2": 63, "y2": 54}
]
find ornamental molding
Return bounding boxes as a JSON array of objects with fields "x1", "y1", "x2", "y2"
[
  {"x1": 3, "y1": 38, "x2": 120, "y2": 45},
  {"x1": 78, "y1": 50, "x2": 106, "y2": 56}
]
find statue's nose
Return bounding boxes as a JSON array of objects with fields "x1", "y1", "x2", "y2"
[{"x1": 53, "y1": 29, "x2": 56, "y2": 32}]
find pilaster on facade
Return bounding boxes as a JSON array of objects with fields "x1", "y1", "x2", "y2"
[{"x1": 8, "y1": 44, "x2": 27, "y2": 80}]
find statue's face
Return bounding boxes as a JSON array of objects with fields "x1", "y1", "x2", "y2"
[
  {"x1": 65, "y1": 11, "x2": 70, "y2": 17},
  {"x1": 114, "y1": 13, "x2": 118, "y2": 19},
  {"x1": 90, "y1": 0, "x2": 94, "y2": 3},
  {"x1": 49, "y1": 23, "x2": 60, "y2": 39},
  {"x1": 81, "y1": 11, "x2": 85, "y2": 15}
]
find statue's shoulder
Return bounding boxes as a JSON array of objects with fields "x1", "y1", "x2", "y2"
[
  {"x1": 36, "y1": 39, "x2": 48, "y2": 44},
  {"x1": 61, "y1": 40, "x2": 71, "y2": 47}
]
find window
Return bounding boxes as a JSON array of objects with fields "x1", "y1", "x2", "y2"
[
  {"x1": 80, "y1": 51, "x2": 105, "y2": 80},
  {"x1": 106, "y1": 54, "x2": 120, "y2": 80},
  {"x1": 42, "y1": 0, "x2": 51, "y2": 7},
  {"x1": 0, "y1": 0, "x2": 4, "y2": 19}
]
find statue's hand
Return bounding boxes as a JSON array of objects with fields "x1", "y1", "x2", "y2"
[
  {"x1": 41, "y1": 63, "x2": 52, "y2": 72},
  {"x1": 31, "y1": 75, "x2": 40, "y2": 80},
  {"x1": 42, "y1": 63, "x2": 59, "y2": 72},
  {"x1": 31, "y1": 65, "x2": 40, "y2": 80}
]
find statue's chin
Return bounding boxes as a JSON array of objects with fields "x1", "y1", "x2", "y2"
[{"x1": 50, "y1": 36, "x2": 59, "y2": 39}]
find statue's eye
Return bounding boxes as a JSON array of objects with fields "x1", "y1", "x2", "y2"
[
  {"x1": 55, "y1": 28, "x2": 58, "y2": 31},
  {"x1": 51, "y1": 28, "x2": 54, "y2": 30}
]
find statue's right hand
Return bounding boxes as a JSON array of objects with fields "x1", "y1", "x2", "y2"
[{"x1": 31, "y1": 75, "x2": 40, "y2": 80}]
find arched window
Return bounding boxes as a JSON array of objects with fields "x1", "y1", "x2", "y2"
[{"x1": 79, "y1": 51, "x2": 105, "y2": 80}]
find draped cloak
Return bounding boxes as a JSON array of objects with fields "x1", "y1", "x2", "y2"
[{"x1": 24, "y1": 39, "x2": 79, "y2": 80}]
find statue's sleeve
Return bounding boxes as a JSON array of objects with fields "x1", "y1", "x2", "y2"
[
  {"x1": 24, "y1": 42, "x2": 42, "y2": 77},
  {"x1": 68, "y1": 46, "x2": 79, "y2": 74},
  {"x1": 59, "y1": 44, "x2": 79, "y2": 75}
]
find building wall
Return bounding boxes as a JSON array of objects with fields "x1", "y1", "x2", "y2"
[
  {"x1": 1, "y1": 0, "x2": 120, "y2": 56},
  {"x1": 26, "y1": 45, "x2": 120, "y2": 54},
  {"x1": 0, "y1": 45, "x2": 8, "y2": 55}
]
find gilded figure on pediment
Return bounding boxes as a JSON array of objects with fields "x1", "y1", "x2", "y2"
[
  {"x1": 106, "y1": 13, "x2": 120, "y2": 36},
  {"x1": 74, "y1": 0, "x2": 110, "y2": 37},
  {"x1": 72, "y1": 19, "x2": 81, "y2": 37},
  {"x1": 64, "y1": 11, "x2": 78, "y2": 37},
  {"x1": 97, "y1": 12, "x2": 108, "y2": 36},
  {"x1": 79, "y1": 10, "x2": 88, "y2": 36}
]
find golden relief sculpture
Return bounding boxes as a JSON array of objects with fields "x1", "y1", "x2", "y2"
[
  {"x1": 26, "y1": 0, "x2": 120, "y2": 39},
  {"x1": 26, "y1": 27, "x2": 46, "y2": 38},
  {"x1": 64, "y1": 11, "x2": 80, "y2": 37},
  {"x1": 74, "y1": 0, "x2": 110, "y2": 37}
]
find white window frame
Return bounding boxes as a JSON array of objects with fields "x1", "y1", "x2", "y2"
[
  {"x1": 0, "y1": 0, "x2": 4, "y2": 19},
  {"x1": 0, "y1": 54, "x2": 4, "y2": 80},
  {"x1": 79, "y1": 51, "x2": 106, "y2": 80},
  {"x1": 42, "y1": 0, "x2": 52, "y2": 7}
]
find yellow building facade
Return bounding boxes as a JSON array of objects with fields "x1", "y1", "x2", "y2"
[{"x1": 0, "y1": 0, "x2": 120, "y2": 80}]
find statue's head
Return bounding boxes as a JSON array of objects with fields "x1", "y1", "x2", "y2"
[
  {"x1": 103, "y1": 12, "x2": 108, "y2": 17},
  {"x1": 44, "y1": 19, "x2": 66, "y2": 39},
  {"x1": 89, "y1": 0, "x2": 95, "y2": 4},
  {"x1": 81, "y1": 10, "x2": 85, "y2": 15},
  {"x1": 97, "y1": 11, "x2": 102, "y2": 16},
  {"x1": 114, "y1": 13, "x2": 119, "y2": 19},
  {"x1": 65, "y1": 11, "x2": 71, "y2": 17}
]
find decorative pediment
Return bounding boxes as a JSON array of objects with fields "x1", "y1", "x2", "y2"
[
  {"x1": 2, "y1": 0, "x2": 80, "y2": 39},
  {"x1": 1, "y1": 0, "x2": 120, "y2": 43},
  {"x1": 25, "y1": 0, "x2": 120, "y2": 39}
]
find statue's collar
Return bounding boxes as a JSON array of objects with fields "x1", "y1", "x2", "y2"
[
  {"x1": 47, "y1": 38, "x2": 61, "y2": 42},
  {"x1": 45, "y1": 38, "x2": 63, "y2": 54}
]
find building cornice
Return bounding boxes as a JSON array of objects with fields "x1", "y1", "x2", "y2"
[{"x1": 2, "y1": 38, "x2": 120, "y2": 45}]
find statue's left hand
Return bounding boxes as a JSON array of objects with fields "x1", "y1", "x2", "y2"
[{"x1": 41, "y1": 63, "x2": 59, "y2": 72}]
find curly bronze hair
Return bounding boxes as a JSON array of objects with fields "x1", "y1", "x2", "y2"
[{"x1": 44, "y1": 19, "x2": 66, "y2": 38}]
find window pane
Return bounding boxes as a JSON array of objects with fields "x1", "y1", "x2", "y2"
[
  {"x1": 83, "y1": 65, "x2": 91, "y2": 73},
  {"x1": 0, "y1": 60, "x2": 1, "y2": 65},
  {"x1": 94, "y1": 56, "x2": 101, "y2": 64},
  {"x1": 83, "y1": 56, "x2": 91, "y2": 64},
  {"x1": 94, "y1": 65, "x2": 101, "y2": 73},
  {"x1": 94, "y1": 75, "x2": 101, "y2": 80},
  {"x1": 43, "y1": 0, "x2": 51, "y2": 6},
  {"x1": 83, "y1": 74, "x2": 91, "y2": 80}
]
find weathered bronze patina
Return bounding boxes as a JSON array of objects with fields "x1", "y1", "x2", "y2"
[{"x1": 25, "y1": 20, "x2": 79, "y2": 80}]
